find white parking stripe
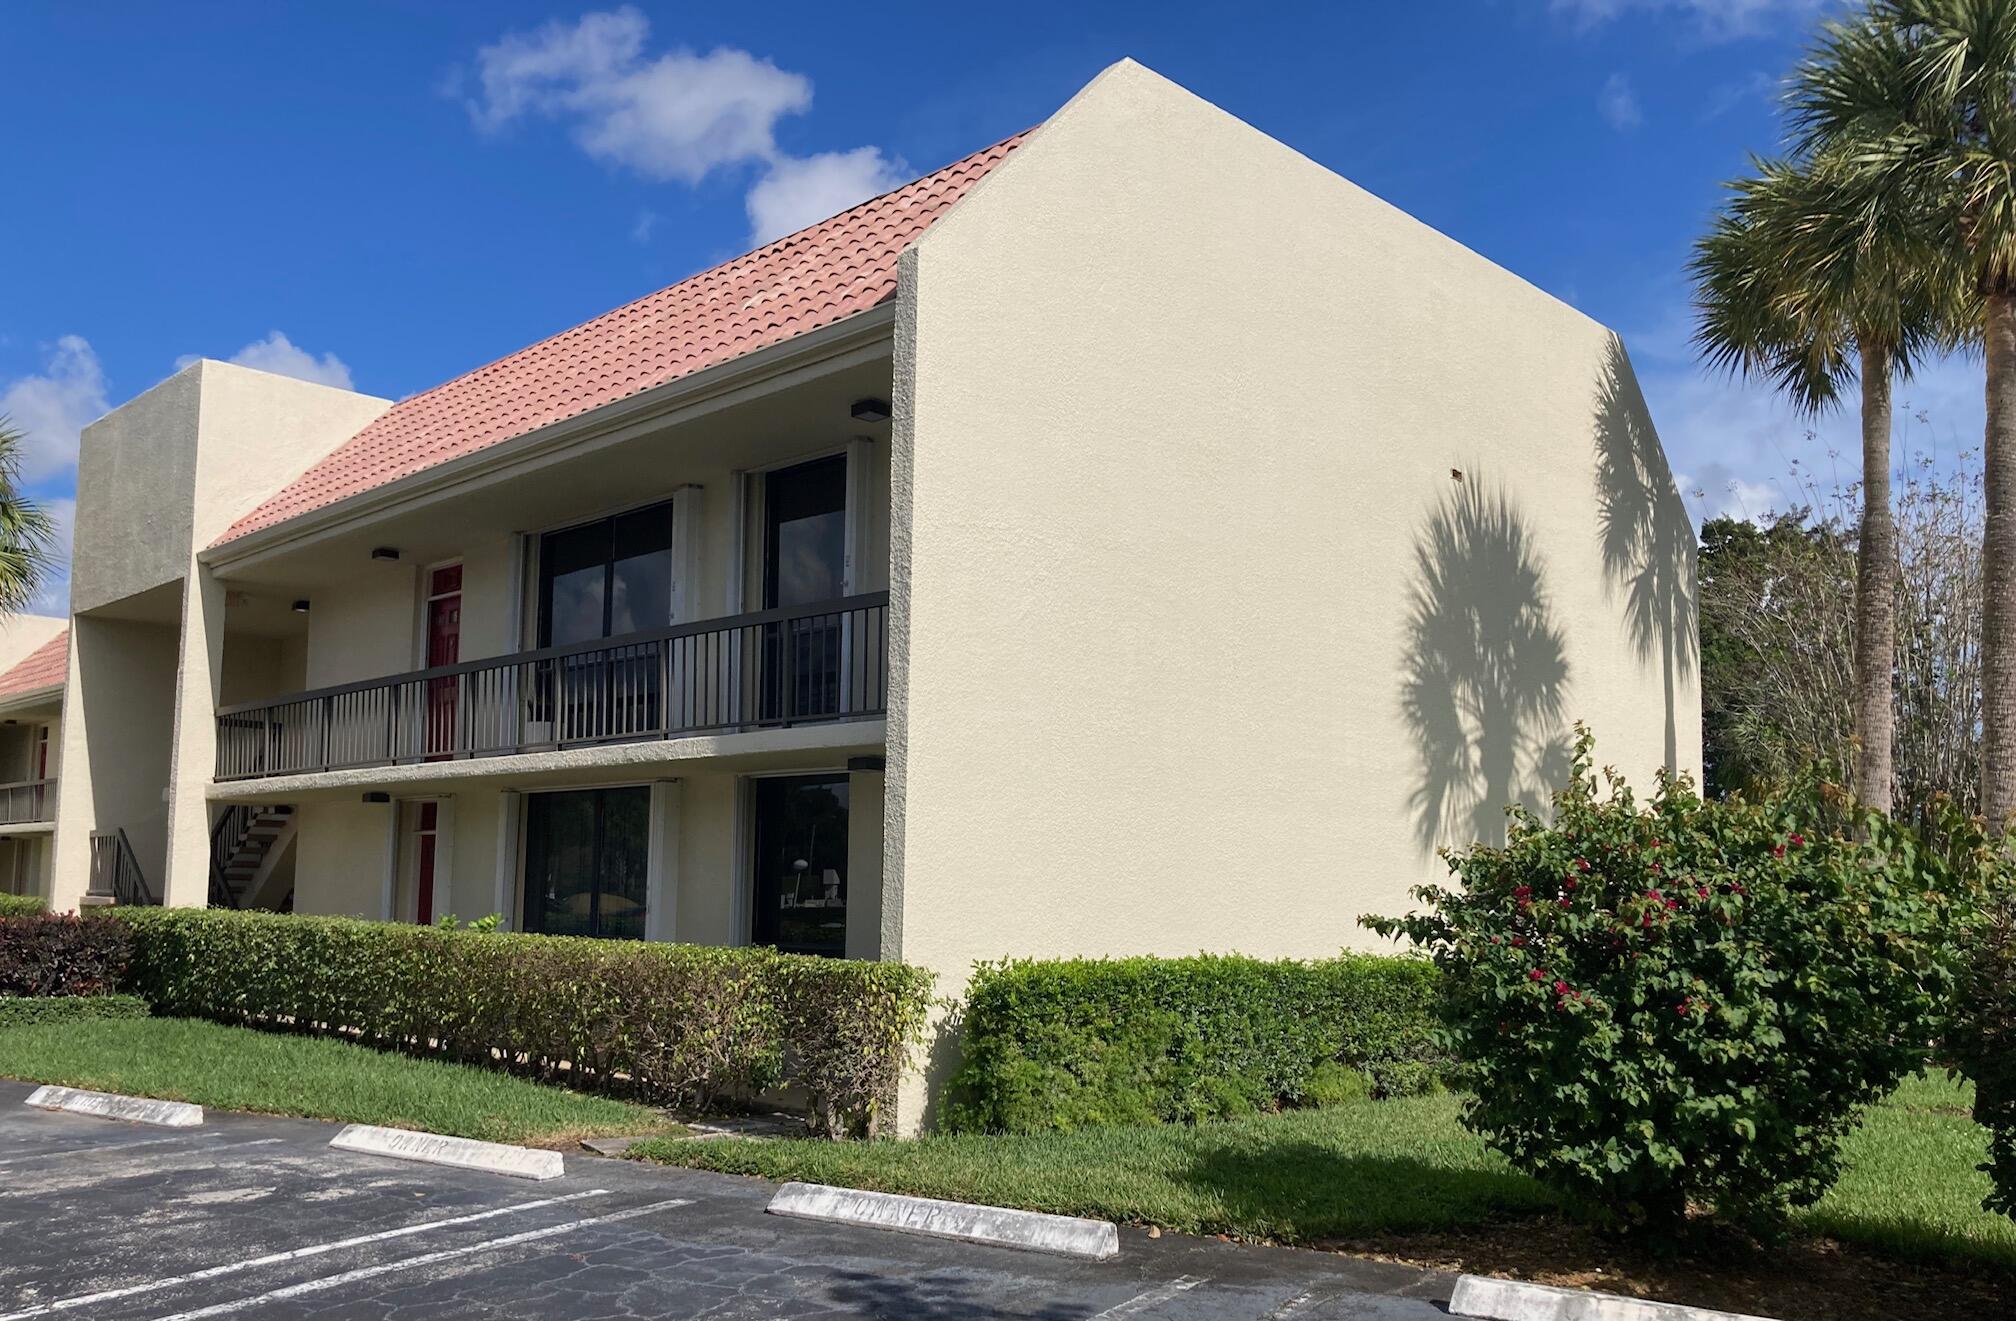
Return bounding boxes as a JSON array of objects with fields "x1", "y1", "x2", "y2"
[
  {"x1": 145, "y1": 1197, "x2": 694, "y2": 1321},
  {"x1": 0, "y1": 1132, "x2": 226, "y2": 1168},
  {"x1": 1091, "y1": 1275, "x2": 1208, "y2": 1318},
  {"x1": 0, "y1": 1189, "x2": 615, "y2": 1320}
]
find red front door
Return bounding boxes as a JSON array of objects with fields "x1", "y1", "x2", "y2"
[
  {"x1": 425, "y1": 565, "x2": 462, "y2": 758},
  {"x1": 414, "y1": 801, "x2": 438, "y2": 925}
]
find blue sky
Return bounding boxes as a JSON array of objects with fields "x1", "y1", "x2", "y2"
[{"x1": 0, "y1": 0, "x2": 1981, "y2": 611}]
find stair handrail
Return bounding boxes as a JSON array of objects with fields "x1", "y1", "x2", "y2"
[
  {"x1": 88, "y1": 829, "x2": 154, "y2": 907},
  {"x1": 208, "y1": 803, "x2": 263, "y2": 909}
]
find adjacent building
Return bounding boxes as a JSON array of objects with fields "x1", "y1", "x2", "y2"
[
  {"x1": 0, "y1": 618, "x2": 66, "y2": 898},
  {"x1": 37, "y1": 61, "x2": 1700, "y2": 1126}
]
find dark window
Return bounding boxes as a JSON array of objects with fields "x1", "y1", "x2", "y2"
[
  {"x1": 751, "y1": 774, "x2": 849, "y2": 957},
  {"x1": 521, "y1": 786, "x2": 649, "y2": 940},
  {"x1": 761, "y1": 457, "x2": 846, "y2": 720},
  {"x1": 763, "y1": 455, "x2": 847, "y2": 610},
  {"x1": 539, "y1": 502, "x2": 675, "y2": 646}
]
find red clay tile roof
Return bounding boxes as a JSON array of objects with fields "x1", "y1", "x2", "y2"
[
  {"x1": 216, "y1": 132, "x2": 1027, "y2": 546},
  {"x1": 0, "y1": 631, "x2": 65, "y2": 702}
]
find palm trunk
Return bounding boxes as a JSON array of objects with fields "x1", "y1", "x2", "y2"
[
  {"x1": 1983, "y1": 293, "x2": 2016, "y2": 826},
  {"x1": 1855, "y1": 341, "x2": 1897, "y2": 815}
]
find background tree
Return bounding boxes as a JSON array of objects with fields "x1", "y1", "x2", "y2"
[
  {"x1": 1698, "y1": 449, "x2": 1982, "y2": 829},
  {"x1": 1693, "y1": 151, "x2": 1969, "y2": 814},
  {"x1": 1790, "y1": 1, "x2": 2016, "y2": 821},
  {"x1": 0, "y1": 420, "x2": 55, "y2": 616}
]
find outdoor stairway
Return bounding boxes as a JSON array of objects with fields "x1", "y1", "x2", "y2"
[{"x1": 208, "y1": 804, "x2": 295, "y2": 909}]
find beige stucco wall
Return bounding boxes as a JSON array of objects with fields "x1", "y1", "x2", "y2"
[
  {"x1": 305, "y1": 564, "x2": 423, "y2": 689},
  {"x1": 51, "y1": 363, "x2": 392, "y2": 910},
  {"x1": 888, "y1": 61, "x2": 1699, "y2": 1120},
  {"x1": 49, "y1": 616, "x2": 179, "y2": 901},
  {"x1": 0, "y1": 615, "x2": 66, "y2": 675},
  {"x1": 291, "y1": 797, "x2": 389, "y2": 917}
]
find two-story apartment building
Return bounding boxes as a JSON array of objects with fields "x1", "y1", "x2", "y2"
[
  {"x1": 41, "y1": 61, "x2": 1699, "y2": 1126},
  {"x1": 0, "y1": 617, "x2": 67, "y2": 898}
]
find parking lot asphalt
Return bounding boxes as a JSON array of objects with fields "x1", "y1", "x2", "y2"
[{"x1": 0, "y1": 1079, "x2": 1456, "y2": 1319}]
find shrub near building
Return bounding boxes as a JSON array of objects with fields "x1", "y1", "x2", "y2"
[
  {"x1": 114, "y1": 909, "x2": 933, "y2": 1137},
  {"x1": 944, "y1": 952, "x2": 1441, "y2": 1133},
  {"x1": 1365, "y1": 729, "x2": 1973, "y2": 1232}
]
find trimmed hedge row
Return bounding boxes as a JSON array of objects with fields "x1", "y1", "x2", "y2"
[
  {"x1": 0, "y1": 993, "x2": 149, "y2": 1029},
  {"x1": 0, "y1": 914, "x2": 130, "y2": 997},
  {"x1": 113, "y1": 909, "x2": 934, "y2": 1137},
  {"x1": 0, "y1": 895, "x2": 45, "y2": 918},
  {"x1": 944, "y1": 953, "x2": 1441, "y2": 1134}
]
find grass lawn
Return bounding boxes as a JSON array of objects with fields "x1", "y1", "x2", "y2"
[
  {"x1": 633, "y1": 1074, "x2": 2012, "y2": 1321},
  {"x1": 0, "y1": 1016, "x2": 681, "y2": 1147},
  {"x1": 641, "y1": 1090, "x2": 1555, "y2": 1239}
]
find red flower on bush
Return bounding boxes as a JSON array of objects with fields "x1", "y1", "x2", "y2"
[
  {"x1": 1530, "y1": 967, "x2": 1548, "y2": 981},
  {"x1": 1789, "y1": 833, "x2": 1806, "y2": 848}
]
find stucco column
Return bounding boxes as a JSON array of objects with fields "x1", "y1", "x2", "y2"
[
  {"x1": 845, "y1": 768, "x2": 885, "y2": 961},
  {"x1": 161, "y1": 565, "x2": 225, "y2": 908},
  {"x1": 46, "y1": 626, "x2": 97, "y2": 913},
  {"x1": 646, "y1": 779, "x2": 681, "y2": 942}
]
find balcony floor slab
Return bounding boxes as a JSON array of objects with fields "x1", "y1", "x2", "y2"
[{"x1": 207, "y1": 719, "x2": 886, "y2": 803}]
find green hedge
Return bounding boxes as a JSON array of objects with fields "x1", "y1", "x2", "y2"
[
  {"x1": 0, "y1": 994, "x2": 149, "y2": 1029},
  {"x1": 0, "y1": 914, "x2": 131, "y2": 997},
  {"x1": 0, "y1": 895, "x2": 46, "y2": 918},
  {"x1": 944, "y1": 953, "x2": 1442, "y2": 1134},
  {"x1": 114, "y1": 908, "x2": 934, "y2": 1137}
]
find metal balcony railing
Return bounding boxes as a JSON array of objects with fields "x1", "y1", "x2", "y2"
[
  {"x1": 0, "y1": 778, "x2": 53, "y2": 825},
  {"x1": 215, "y1": 594, "x2": 889, "y2": 780}
]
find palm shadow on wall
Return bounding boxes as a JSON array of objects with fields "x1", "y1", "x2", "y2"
[
  {"x1": 1593, "y1": 336, "x2": 1699, "y2": 773},
  {"x1": 1402, "y1": 476, "x2": 1572, "y2": 854}
]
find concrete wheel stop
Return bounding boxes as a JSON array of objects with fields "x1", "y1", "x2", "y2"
[
  {"x1": 330, "y1": 1124, "x2": 564, "y2": 1180},
  {"x1": 1450, "y1": 1274, "x2": 1781, "y2": 1321},
  {"x1": 767, "y1": 1181, "x2": 1120, "y2": 1260},
  {"x1": 25, "y1": 1085, "x2": 203, "y2": 1128}
]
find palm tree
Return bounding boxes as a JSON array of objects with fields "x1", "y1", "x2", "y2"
[
  {"x1": 1691, "y1": 151, "x2": 1969, "y2": 814},
  {"x1": 1789, "y1": 0, "x2": 2016, "y2": 822},
  {"x1": 0, "y1": 420, "x2": 55, "y2": 616}
]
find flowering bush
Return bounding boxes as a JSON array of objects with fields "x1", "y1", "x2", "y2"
[{"x1": 1364, "y1": 728, "x2": 1972, "y2": 1231}]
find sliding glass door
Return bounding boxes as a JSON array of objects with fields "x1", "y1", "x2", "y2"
[
  {"x1": 520, "y1": 786, "x2": 649, "y2": 940},
  {"x1": 751, "y1": 774, "x2": 849, "y2": 957},
  {"x1": 537, "y1": 502, "x2": 675, "y2": 743},
  {"x1": 761, "y1": 456, "x2": 846, "y2": 722}
]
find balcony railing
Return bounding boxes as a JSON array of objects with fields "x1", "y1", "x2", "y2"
[
  {"x1": 215, "y1": 594, "x2": 889, "y2": 780},
  {"x1": 0, "y1": 778, "x2": 54, "y2": 825}
]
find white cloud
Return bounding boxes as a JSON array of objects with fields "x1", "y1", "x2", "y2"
[
  {"x1": 1551, "y1": 0, "x2": 1827, "y2": 40},
  {"x1": 460, "y1": 8, "x2": 902, "y2": 245},
  {"x1": 466, "y1": 8, "x2": 810, "y2": 182},
  {"x1": 745, "y1": 146, "x2": 907, "y2": 245},
  {"x1": 1599, "y1": 73, "x2": 1643, "y2": 130},
  {"x1": 188, "y1": 331, "x2": 355, "y2": 390},
  {"x1": 630, "y1": 209, "x2": 660, "y2": 243},
  {"x1": 0, "y1": 336, "x2": 108, "y2": 484}
]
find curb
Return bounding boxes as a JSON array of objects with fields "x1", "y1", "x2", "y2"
[
  {"x1": 766, "y1": 1182, "x2": 1120, "y2": 1260},
  {"x1": 330, "y1": 1124, "x2": 564, "y2": 1181},
  {"x1": 1450, "y1": 1274, "x2": 1780, "y2": 1321},
  {"x1": 25, "y1": 1085, "x2": 203, "y2": 1128}
]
